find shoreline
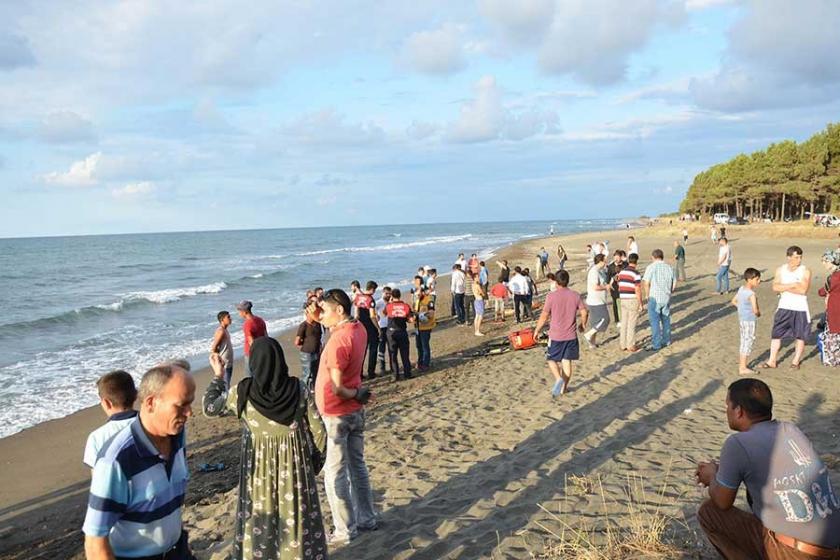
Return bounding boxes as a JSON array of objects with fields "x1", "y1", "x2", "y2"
[{"x1": 4, "y1": 222, "x2": 838, "y2": 559}]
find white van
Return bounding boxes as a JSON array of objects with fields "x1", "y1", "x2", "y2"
[{"x1": 713, "y1": 213, "x2": 730, "y2": 225}]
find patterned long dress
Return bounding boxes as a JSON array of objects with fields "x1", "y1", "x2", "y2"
[{"x1": 203, "y1": 378, "x2": 328, "y2": 560}]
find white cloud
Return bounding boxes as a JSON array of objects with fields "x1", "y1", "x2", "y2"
[
  {"x1": 111, "y1": 181, "x2": 156, "y2": 199},
  {"x1": 447, "y1": 75, "x2": 559, "y2": 143},
  {"x1": 692, "y1": 0, "x2": 840, "y2": 111},
  {"x1": 617, "y1": 78, "x2": 691, "y2": 105},
  {"x1": 406, "y1": 120, "x2": 439, "y2": 140},
  {"x1": 478, "y1": 0, "x2": 555, "y2": 45},
  {"x1": 730, "y1": 0, "x2": 840, "y2": 84},
  {"x1": 538, "y1": 0, "x2": 684, "y2": 86},
  {"x1": 41, "y1": 152, "x2": 102, "y2": 187},
  {"x1": 281, "y1": 109, "x2": 385, "y2": 147},
  {"x1": 684, "y1": 0, "x2": 736, "y2": 10},
  {"x1": 401, "y1": 23, "x2": 466, "y2": 75},
  {"x1": 37, "y1": 111, "x2": 97, "y2": 144}
]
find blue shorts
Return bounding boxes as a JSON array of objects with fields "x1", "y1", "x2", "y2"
[
  {"x1": 771, "y1": 309, "x2": 810, "y2": 341},
  {"x1": 474, "y1": 299, "x2": 485, "y2": 316},
  {"x1": 546, "y1": 338, "x2": 580, "y2": 362}
]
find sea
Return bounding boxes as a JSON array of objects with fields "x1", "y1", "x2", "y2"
[{"x1": 0, "y1": 219, "x2": 627, "y2": 438}]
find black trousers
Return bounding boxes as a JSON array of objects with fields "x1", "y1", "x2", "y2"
[
  {"x1": 611, "y1": 291, "x2": 621, "y2": 323},
  {"x1": 387, "y1": 329, "x2": 411, "y2": 378},
  {"x1": 116, "y1": 531, "x2": 195, "y2": 560},
  {"x1": 363, "y1": 324, "x2": 379, "y2": 376},
  {"x1": 514, "y1": 294, "x2": 531, "y2": 322},
  {"x1": 377, "y1": 329, "x2": 389, "y2": 372}
]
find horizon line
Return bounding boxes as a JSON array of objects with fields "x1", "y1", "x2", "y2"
[{"x1": 0, "y1": 216, "x2": 643, "y2": 242}]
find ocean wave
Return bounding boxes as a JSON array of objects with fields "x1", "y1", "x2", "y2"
[
  {"x1": 0, "y1": 313, "x2": 308, "y2": 438},
  {"x1": 295, "y1": 234, "x2": 474, "y2": 256},
  {"x1": 124, "y1": 281, "x2": 228, "y2": 304},
  {"x1": 0, "y1": 281, "x2": 229, "y2": 336}
]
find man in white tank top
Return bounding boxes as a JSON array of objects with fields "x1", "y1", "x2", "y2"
[{"x1": 763, "y1": 246, "x2": 811, "y2": 370}]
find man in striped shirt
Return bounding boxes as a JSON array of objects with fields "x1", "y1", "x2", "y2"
[
  {"x1": 83, "y1": 363, "x2": 195, "y2": 560},
  {"x1": 615, "y1": 253, "x2": 644, "y2": 352}
]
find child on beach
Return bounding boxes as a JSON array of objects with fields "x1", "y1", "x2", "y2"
[
  {"x1": 83, "y1": 370, "x2": 138, "y2": 469},
  {"x1": 732, "y1": 268, "x2": 761, "y2": 374}
]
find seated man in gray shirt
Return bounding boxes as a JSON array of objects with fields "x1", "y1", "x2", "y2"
[{"x1": 695, "y1": 378, "x2": 840, "y2": 559}]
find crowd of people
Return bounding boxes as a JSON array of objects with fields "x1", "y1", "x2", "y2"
[{"x1": 78, "y1": 234, "x2": 840, "y2": 560}]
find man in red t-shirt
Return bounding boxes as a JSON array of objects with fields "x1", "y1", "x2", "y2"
[
  {"x1": 307, "y1": 289, "x2": 377, "y2": 543},
  {"x1": 236, "y1": 300, "x2": 267, "y2": 376},
  {"x1": 490, "y1": 282, "x2": 511, "y2": 323}
]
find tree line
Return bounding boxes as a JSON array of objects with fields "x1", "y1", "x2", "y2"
[{"x1": 680, "y1": 123, "x2": 840, "y2": 220}]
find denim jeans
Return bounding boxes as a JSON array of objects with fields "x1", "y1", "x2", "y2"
[
  {"x1": 323, "y1": 410, "x2": 377, "y2": 540},
  {"x1": 716, "y1": 265, "x2": 730, "y2": 293},
  {"x1": 299, "y1": 351, "x2": 319, "y2": 392},
  {"x1": 647, "y1": 299, "x2": 671, "y2": 349},
  {"x1": 223, "y1": 366, "x2": 233, "y2": 390},
  {"x1": 453, "y1": 293, "x2": 466, "y2": 323},
  {"x1": 416, "y1": 329, "x2": 431, "y2": 367}
]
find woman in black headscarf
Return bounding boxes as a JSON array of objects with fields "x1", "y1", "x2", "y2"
[{"x1": 204, "y1": 336, "x2": 327, "y2": 560}]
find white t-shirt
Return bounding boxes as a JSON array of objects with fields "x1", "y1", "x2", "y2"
[
  {"x1": 509, "y1": 274, "x2": 530, "y2": 295},
  {"x1": 628, "y1": 241, "x2": 639, "y2": 255},
  {"x1": 586, "y1": 266, "x2": 608, "y2": 305},
  {"x1": 718, "y1": 245, "x2": 732, "y2": 266},
  {"x1": 83, "y1": 411, "x2": 138, "y2": 468},
  {"x1": 451, "y1": 270, "x2": 466, "y2": 294},
  {"x1": 375, "y1": 298, "x2": 389, "y2": 329}
]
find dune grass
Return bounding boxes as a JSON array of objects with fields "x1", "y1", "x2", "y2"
[{"x1": 525, "y1": 467, "x2": 704, "y2": 560}]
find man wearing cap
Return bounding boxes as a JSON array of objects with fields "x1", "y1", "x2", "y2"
[{"x1": 236, "y1": 300, "x2": 267, "y2": 377}]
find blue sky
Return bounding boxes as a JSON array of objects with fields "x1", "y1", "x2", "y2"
[{"x1": 1, "y1": 0, "x2": 839, "y2": 237}]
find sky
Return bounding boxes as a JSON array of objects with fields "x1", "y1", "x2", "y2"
[{"x1": 1, "y1": 0, "x2": 839, "y2": 237}]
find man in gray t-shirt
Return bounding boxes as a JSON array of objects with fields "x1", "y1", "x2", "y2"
[{"x1": 695, "y1": 379, "x2": 840, "y2": 559}]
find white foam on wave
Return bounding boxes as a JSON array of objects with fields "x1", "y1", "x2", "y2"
[
  {"x1": 124, "y1": 281, "x2": 228, "y2": 304},
  {"x1": 0, "y1": 313, "x2": 306, "y2": 438},
  {"x1": 296, "y1": 234, "x2": 474, "y2": 256},
  {"x1": 94, "y1": 301, "x2": 124, "y2": 312}
]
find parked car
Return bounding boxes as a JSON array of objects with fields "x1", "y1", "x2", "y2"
[
  {"x1": 713, "y1": 213, "x2": 731, "y2": 224},
  {"x1": 727, "y1": 216, "x2": 749, "y2": 225},
  {"x1": 815, "y1": 214, "x2": 840, "y2": 227}
]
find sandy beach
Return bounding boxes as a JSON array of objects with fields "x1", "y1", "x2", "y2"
[{"x1": 2, "y1": 223, "x2": 839, "y2": 559}]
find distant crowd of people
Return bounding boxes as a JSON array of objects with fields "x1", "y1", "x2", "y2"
[{"x1": 78, "y1": 234, "x2": 840, "y2": 560}]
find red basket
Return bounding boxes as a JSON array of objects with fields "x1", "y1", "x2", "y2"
[{"x1": 508, "y1": 328, "x2": 537, "y2": 350}]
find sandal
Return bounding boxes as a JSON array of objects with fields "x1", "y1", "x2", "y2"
[
  {"x1": 760, "y1": 362, "x2": 777, "y2": 369},
  {"x1": 790, "y1": 362, "x2": 801, "y2": 370}
]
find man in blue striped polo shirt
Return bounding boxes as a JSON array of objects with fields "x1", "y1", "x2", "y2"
[{"x1": 83, "y1": 363, "x2": 196, "y2": 560}]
